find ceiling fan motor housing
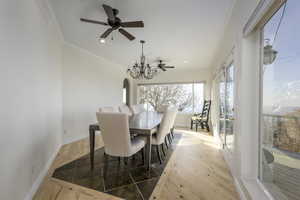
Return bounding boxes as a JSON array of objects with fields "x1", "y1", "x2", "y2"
[
  {"x1": 108, "y1": 17, "x2": 121, "y2": 29},
  {"x1": 113, "y1": 8, "x2": 119, "y2": 16}
]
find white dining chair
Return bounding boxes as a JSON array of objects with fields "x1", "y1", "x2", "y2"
[
  {"x1": 119, "y1": 104, "x2": 133, "y2": 116},
  {"x1": 151, "y1": 107, "x2": 177, "y2": 164},
  {"x1": 130, "y1": 104, "x2": 146, "y2": 115},
  {"x1": 96, "y1": 112, "x2": 146, "y2": 173},
  {"x1": 168, "y1": 107, "x2": 178, "y2": 143},
  {"x1": 99, "y1": 106, "x2": 119, "y2": 113},
  {"x1": 156, "y1": 105, "x2": 169, "y2": 113},
  {"x1": 96, "y1": 112, "x2": 146, "y2": 158}
]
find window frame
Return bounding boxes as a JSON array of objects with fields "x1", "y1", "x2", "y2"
[
  {"x1": 224, "y1": 61, "x2": 235, "y2": 152},
  {"x1": 257, "y1": 2, "x2": 300, "y2": 199}
]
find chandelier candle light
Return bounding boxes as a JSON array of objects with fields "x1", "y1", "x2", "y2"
[{"x1": 127, "y1": 40, "x2": 159, "y2": 79}]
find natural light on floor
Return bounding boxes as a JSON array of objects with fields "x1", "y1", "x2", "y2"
[{"x1": 175, "y1": 128, "x2": 221, "y2": 149}]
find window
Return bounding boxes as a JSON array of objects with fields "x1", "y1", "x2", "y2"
[
  {"x1": 123, "y1": 79, "x2": 130, "y2": 106},
  {"x1": 217, "y1": 62, "x2": 235, "y2": 150},
  {"x1": 260, "y1": 1, "x2": 300, "y2": 199},
  {"x1": 138, "y1": 83, "x2": 204, "y2": 113},
  {"x1": 122, "y1": 88, "x2": 127, "y2": 104},
  {"x1": 219, "y1": 72, "x2": 226, "y2": 143}
]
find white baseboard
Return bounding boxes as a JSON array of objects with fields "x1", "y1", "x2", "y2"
[
  {"x1": 63, "y1": 134, "x2": 87, "y2": 145},
  {"x1": 234, "y1": 177, "x2": 249, "y2": 200},
  {"x1": 24, "y1": 144, "x2": 61, "y2": 200},
  {"x1": 63, "y1": 132, "x2": 101, "y2": 145},
  {"x1": 221, "y1": 148, "x2": 249, "y2": 200}
]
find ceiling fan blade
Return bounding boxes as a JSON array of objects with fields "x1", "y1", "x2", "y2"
[
  {"x1": 103, "y1": 4, "x2": 115, "y2": 22},
  {"x1": 159, "y1": 67, "x2": 167, "y2": 72},
  {"x1": 80, "y1": 18, "x2": 108, "y2": 26},
  {"x1": 100, "y1": 28, "x2": 114, "y2": 38},
  {"x1": 119, "y1": 28, "x2": 135, "y2": 41},
  {"x1": 121, "y1": 21, "x2": 144, "y2": 28},
  {"x1": 164, "y1": 66, "x2": 175, "y2": 68}
]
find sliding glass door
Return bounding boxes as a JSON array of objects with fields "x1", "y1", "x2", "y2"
[
  {"x1": 219, "y1": 71, "x2": 226, "y2": 143},
  {"x1": 217, "y1": 63, "x2": 235, "y2": 150},
  {"x1": 225, "y1": 63, "x2": 235, "y2": 152}
]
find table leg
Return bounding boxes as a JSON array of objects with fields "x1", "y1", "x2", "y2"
[
  {"x1": 146, "y1": 135, "x2": 152, "y2": 170},
  {"x1": 89, "y1": 127, "x2": 95, "y2": 170}
]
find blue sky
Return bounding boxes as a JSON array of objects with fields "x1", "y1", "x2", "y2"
[{"x1": 263, "y1": 0, "x2": 300, "y2": 111}]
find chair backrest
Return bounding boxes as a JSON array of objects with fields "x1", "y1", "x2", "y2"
[
  {"x1": 169, "y1": 107, "x2": 178, "y2": 129},
  {"x1": 130, "y1": 104, "x2": 146, "y2": 115},
  {"x1": 96, "y1": 112, "x2": 131, "y2": 157},
  {"x1": 119, "y1": 104, "x2": 133, "y2": 116},
  {"x1": 156, "y1": 108, "x2": 177, "y2": 145},
  {"x1": 201, "y1": 100, "x2": 211, "y2": 122},
  {"x1": 99, "y1": 106, "x2": 119, "y2": 113},
  {"x1": 156, "y1": 105, "x2": 169, "y2": 113}
]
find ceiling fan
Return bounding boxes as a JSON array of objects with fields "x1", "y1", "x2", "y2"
[
  {"x1": 155, "y1": 60, "x2": 175, "y2": 71},
  {"x1": 80, "y1": 4, "x2": 144, "y2": 41}
]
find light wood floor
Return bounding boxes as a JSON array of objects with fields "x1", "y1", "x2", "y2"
[{"x1": 33, "y1": 129, "x2": 240, "y2": 200}]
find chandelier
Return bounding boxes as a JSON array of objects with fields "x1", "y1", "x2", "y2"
[{"x1": 127, "y1": 40, "x2": 159, "y2": 79}]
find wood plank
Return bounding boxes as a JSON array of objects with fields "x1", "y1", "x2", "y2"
[{"x1": 150, "y1": 129, "x2": 239, "y2": 200}]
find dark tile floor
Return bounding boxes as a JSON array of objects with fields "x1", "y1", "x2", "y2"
[{"x1": 53, "y1": 133, "x2": 181, "y2": 200}]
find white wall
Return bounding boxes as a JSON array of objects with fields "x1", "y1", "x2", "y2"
[
  {"x1": 62, "y1": 43, "x2": 129, "y2": 144},
  {"x1": 135, "y1": 68, "x2": 213, "y2": 127},
  {"x1": 0, "y1": 0, "x2": 63, "y2": 200}
]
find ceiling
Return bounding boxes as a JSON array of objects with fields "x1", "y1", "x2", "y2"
[{"x1": 50, "y1": 0, "x2": 235, "y2": 69}]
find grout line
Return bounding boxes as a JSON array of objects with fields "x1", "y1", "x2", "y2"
[
  {"x1": 134, "y1": 177, "x2": 159, "y2": 185},
  {"x1": 104, "y1": 183, "x2": 137, "y2": 192},
  {"x1": 129, "y1": 173, "x2": 145, "y2": 200},
  {"x1": 129, "y1": 171, "x2": 136, "y2": 184}
]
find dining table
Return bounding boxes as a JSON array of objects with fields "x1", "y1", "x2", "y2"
[{"x1": 89, "y1": 111, "x2": 163, "y2": 170}]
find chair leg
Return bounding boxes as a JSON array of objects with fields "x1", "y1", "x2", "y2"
[
  {"x1": 200, "y1": 121, "x2": 204, "y2": 129},
  {"x1": 124, "y1": 157, "x2": 128, "y2": 165},
  {"x1": 165, "y1": 137, "x2": 169, "y2": 149},
  {"x1": 161, "y1": 144, "x2": 166, "y2": 157},
  {"x1": 171, "y1": 128, "x2": 174, "y2": 138},
  {"x1": 191, "y1": 120, "x2": 193, "y2": 129},
  {"x1": 141, "y1": 148, "x2": 145, "y2": 165},
  {"x1": 156, "y1": 145, "x2": 163, "y2": 164},
  {"x1": 164, "y1": 142, "x2": 168, "y2": 151},
  {"x1": 206, "y1": 123, "x2": 210, "y2": 132},
  {"x1": 103, "y1": 153, "x2": 109, "y2": 179},
  {"x1": 196, "y1": 123, "x2": 198, "y2": 132},
  {"x1": 104, "y1": 152, "x2": 108, "y2": 161},
  {"x1": 168, "y1": 134, "x2": 172, "y2": 144}
]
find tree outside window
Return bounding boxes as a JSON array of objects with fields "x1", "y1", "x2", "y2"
[{"x1": 138, "y1": 83, "x2": 204, "y2": 113}]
